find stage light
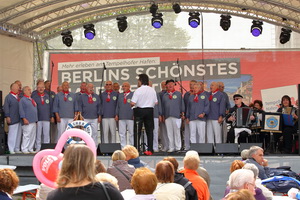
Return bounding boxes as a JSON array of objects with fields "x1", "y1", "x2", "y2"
[
  {"x1": 251, "y1": 20, "x2": 263, "y2": 37},
  {"x1": 189, "y1": 12, "x2": 200, "y2": 28},
  {"x1": 280, "y1": 28, "x2": 292, "y2": 44},
  {"x1": 83, "y1": 24, "x2": 95, "y2": 40},
  {"x1": 61, "y1": 30, "x2": 73, "y2": 47},
  {"x1": 152, "y1": 13, "x2": 163, "y2": 29},
  {"x1": 172, "y1": 3, "x2": 181, "y2": 14},
  {"x1": 117, "y1": 16, "x2": 128, "y2": 32},
  {"x1": 220, "y1": 14, "x2": 231, "y2": 31},
  {"x1": 150, "y1": 3, "x2": 158, "y2": 15}
]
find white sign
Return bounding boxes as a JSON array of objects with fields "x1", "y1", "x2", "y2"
[{"x1": 261, "y1": 85, "x2": 298, "y2": 112}]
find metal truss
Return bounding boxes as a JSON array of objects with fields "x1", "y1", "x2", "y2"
[{"x1": 0, "y1": 0, "x2": 299, "y2": 41}]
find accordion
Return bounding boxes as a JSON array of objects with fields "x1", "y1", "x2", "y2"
[{"x1": 236, "y1": 107, "x2": 253, "y2": 128}]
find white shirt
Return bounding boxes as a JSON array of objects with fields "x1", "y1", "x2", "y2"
[{"x1": 131, "y1": 85, "x2": 157, "y2": 108}]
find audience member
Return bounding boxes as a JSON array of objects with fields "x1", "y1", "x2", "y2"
[
  {"x1": 230, "y1": 160, "x2": 245, "y2": 173},
  {"x1": 130, "y1": 167, "x2": 158, "y2": 200},
  {"x1": 47, "y1": 144, "x2": 123, "y2": 200},
  {"x1": 107, "y1": 150, "x2": 135, "y2": 191},
  {"x1": 163, "y1": 156, "x2": 198, "y2": 200},
  {"x1": 184, "y1": 150, "x2": 211, "y2": 187},
  {"x1": 154, "y1": 161, "x2": 185, "y2": 200},
  {"x1": 245, "y1": 146, "x2": 269, "y2": 180},
  {"x1": 180, "y1": 154, "x2": 210, "y2": 200},
  {"x1": 95, "y1": 173, "x2": 120, "y2": 190},
  {"x1": 122, "y1": 145, "x2": 151, "y2": 170},
  {"x1": 240, "y1": 149, "x2": 249, "y2": 161},
  {"x1": 242, "y1": 164, "x2": 273, "y2": 200},
  {"x1": 225, "y1": 189, "x2": 255, "y2": 200},
  {"x1": 0, "y1": 168, "x2": 19, "y2": 200},
  {"x1": 224, "y1": 169, "x2": 256, "y2": 198},
  {"x1": 95, "y1": 159, "x2": 107, "y2": 173}
]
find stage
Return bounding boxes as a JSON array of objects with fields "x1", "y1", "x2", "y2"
[{"x1": 1, "y1": 153, "x2": 299, "y2": 200}]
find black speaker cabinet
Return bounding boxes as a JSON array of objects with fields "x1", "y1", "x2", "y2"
[
  {"x1": 239, "y1": 143, "x2": 263, "y2": 152},
  {"x1": 98, "y1": 143, "x2": 121, "y2": 154},
  {"x1": 41, "y1": 143, "x2": 57, "y2": 150},
  {"x1": 190, "y1": 143, "x2": 214, "y2": 154},
  {"x1": 215, "y1": 143, "x2": 239, "y2": 154}
]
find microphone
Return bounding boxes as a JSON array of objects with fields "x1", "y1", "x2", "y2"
[{"x1": 103, "y1": 62, "x2": 107, "y2": 70}]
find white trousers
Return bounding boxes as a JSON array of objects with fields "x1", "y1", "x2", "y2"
[
  {"x1": 57, "y1": 118, "x2": 73, "y2": 141},
  {"x1": 222, "y1": 122, "x2": 228, "y2": 143},
  {"x1": 189, "y1": 120, "x2": 206, "y2": 143},
  {"x1": 153, "y1": 118, "x2": 159, "y2": 151},
  {"x1": 85, "y1": 118, "x2": 99, "y2": 147},
  {"x1": 206, "y1": 120, "x2": 222, "y2": 144},
  {"x1": 184, "y1": 122, "x2": 190, "y2": 150},
  {"x1": 118, "y1": 120, "x2": 134, "y2": 148},
  {"x1": 35, "y1": 121, "x2": 50, "y2": 151},
  {"x1": 7, "y1": 123, "x2": 22, "y2": 152},
  {"x1": 102, "y1": 118, "x2": 116, "y2": 143},
  {"x1": 159, "y1": 122, "x2": 168, "y2": 151},
  {"x1": 21, "y1": 123, "x2": 36, "y2": 152},
  {"x1": 165, "y1": 117, "x2": 182, "y2": 151}
]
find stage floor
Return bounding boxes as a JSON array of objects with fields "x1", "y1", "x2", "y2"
[{"x1": 2, "y1": 153, "x2": 299, "y2": 200}]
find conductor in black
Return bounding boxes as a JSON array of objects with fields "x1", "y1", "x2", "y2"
[{"x1": 131, "y1": 74, "x2": 158, "y2": 156}]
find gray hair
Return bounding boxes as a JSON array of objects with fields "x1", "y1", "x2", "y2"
[
  {"x1": 241, "y1": 149, "x2": 249, "y2": 160},
  {"x1": 242, "y1": 163, "x2": 259, "y2": 179},
  {"x1": 228, "y1": 169, "x2": 255, "y2": 189},
  {"x1": 248, "y1": 146, "x2": 263, "y2": 158}
]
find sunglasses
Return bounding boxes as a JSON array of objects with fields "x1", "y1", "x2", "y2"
[
  {"x1": 234, "y1": 98, "x2": 241, "y2": 100},
  {"x1": 106, "y1": 84, "x2": 112, "y2": 85}
]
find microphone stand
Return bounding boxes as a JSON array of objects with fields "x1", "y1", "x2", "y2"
[
  {"x1": 175, "y1": 58, "x2": 188, "y2": 93},
  {"x1": 99, "y1": 62, "x2": 106, "y2": 95},
  {"x1": 50, "y1": 61, "x2": 54, "y2": 91}
]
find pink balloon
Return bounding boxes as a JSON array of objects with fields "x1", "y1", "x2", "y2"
[{"x1": 33, "y1": 128, "x2": 97, "y2": 188}]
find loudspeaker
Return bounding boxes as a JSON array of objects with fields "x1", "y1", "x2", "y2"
[
  {"x1": 98, "y1": 143, "x2": 121, "y2": 154},
  {"x1": 41, "y1": 143, "x2": 56, "y2": 150},
  {"x1": 0, "y1": 133, "x2": 5, "y2": 155},
  {"x1": 239, "y1": 143, "x2": 263, "y2": 152},
  {"x1": 190, "y1": 143, "x2": 214, "y2": 154},
  {"x1": 215, "y1": 143, "x2": 239, "y2": 154}
]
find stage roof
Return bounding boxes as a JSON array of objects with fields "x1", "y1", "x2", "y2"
[{"x1": 0, "y1": 0, "x2": 299, "y2": 41}]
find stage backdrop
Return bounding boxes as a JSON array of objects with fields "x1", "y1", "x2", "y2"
[{"x1": 43, "y1": 49, "x2": 300, "y2": 112}]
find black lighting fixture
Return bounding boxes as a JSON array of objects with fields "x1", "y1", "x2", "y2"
[
  {"x1": 279, "y1": 28, "x2": 292, "y2": 44},
  {"x1": 220, "y1": 14, "x2": 231, "y2": 31},
  {"x1": 188, "y1": 11, "x2": 200, "y2": 28},
  {"x1": 152, "y1": 13, "x2": 163, "y2": 29},
  {"x1": 117, "y1": 16, "x2": 128, "y2": 32},
  {"x1": 83, "y1": 24, "x2": 96, "y2": 40},
  {"x1": 61, "y1": 30, "x2": 73, "y2": 47},
  {"x1": 172, "y1": 3, "x2": 181, "y2": 14},
  {"x1": 150, "y1": 3, "x2": 158, "y2": 15},
  {"x1": 251, "y1": 20, "x2": 263, "y2": 37}
]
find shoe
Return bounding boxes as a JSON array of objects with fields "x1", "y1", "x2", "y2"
[
  {"x1": 15, "y1": 151, "x2": 22, "y2": 154},
  {"x1": 22, "y1": 151, "x2": 30, "y2": 154},
  {"x1": 29, "y1": 151, "x2": 37, "y2": 154},
  {"x1": 10, "y1": 151, "x2": 15, "y2": 154},
  {"x1": 154, "y1": 150, "x2": 159, "y2": 153},
  {"x1": 144, "y1": 151, "x2": 153, "y2": 156},
  {"x1": 167, "y1": 149, "x2": 175, "y2": 153}
]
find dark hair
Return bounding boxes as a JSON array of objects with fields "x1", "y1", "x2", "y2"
[
  {"x1": 138, "y1": 74, "x2": 149, "y2": 85},
  {"x1": 281, "y1": 95, "x2": 292, "y2": 107},
  {"x1": 253, "y1": 100, "x2": 263, "y2": 108},
  {"x1": 163, "y1": 156, "x2": 179, "y2": 171},
  {"x1": 155, "y1": 161, "x2": 174, "y2": 183}
]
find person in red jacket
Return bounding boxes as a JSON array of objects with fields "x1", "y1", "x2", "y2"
[{"x1": 180, "y1": 154, "x2": 210, "y2": 200}]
